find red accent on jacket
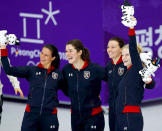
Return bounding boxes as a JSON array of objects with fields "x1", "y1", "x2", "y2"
[
  {"x1": 72, "y1": 60, "x2": 88, "y2": 69},
  {"x1": 25, "y1": 104, "x2": 30, "y2": 112},
  {"x1": 122, "y1": 105, "x2": 141, "y2": 113},
  {"x1": 129, "y1": 28, "x2": 136, "y2": 36},
  {"x1": 52, "y1": 107, "x2": 57, "y2": 114},
  {"x1": 127, "y1": 65, "x2": 133, "y2": 70},
  {"x1": 91, "y1": 106, "x2": 103, "y2": 116},
  {"x1": 0, "y1": 49, "x2": 8, "y2": 56},
  {"x1": 37, "y1": 63, "x2": 55, "y2": 74},
  {"x1": 112, "y1": 56, "x2": 123, "y2": 65}
]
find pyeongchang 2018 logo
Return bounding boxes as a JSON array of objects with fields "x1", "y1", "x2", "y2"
[
  {"x1": 11, "y1": 1, "x2": 67, "y2": 66},
  {"x1": 19, "y1": 1, "x2": 60, "y2": 44}
]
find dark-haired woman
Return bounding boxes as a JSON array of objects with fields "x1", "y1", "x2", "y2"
[
  {"x1": 62, "y1": 39, "x2": 106, "y2": 131},
  {"x1": 0, "y1": 44, "x2": 63, "y2": 131},
  {"x1": 106, "y1": 37, "x2": 127, "y2": 131}
]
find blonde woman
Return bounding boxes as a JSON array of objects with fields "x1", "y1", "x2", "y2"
[{"x1": 115, "y1": 18, "x2": 153, "y2": 131}]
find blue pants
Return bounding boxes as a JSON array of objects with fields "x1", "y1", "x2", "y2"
[
  {"x1": 71, "y1": 112, "x2": 105, "y2": 131},
  {"x1": 21, "y1": 111, "x2": 59, "y2": 131},
  {"x1": 116, "y1": 113, "x2": 143, "y2": 131},
  {"x1": 109, "y1": 107, "x2": 116, "y2": 131}
]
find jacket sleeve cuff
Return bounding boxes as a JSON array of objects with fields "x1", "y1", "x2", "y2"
[
  {"x1": 147, "y1": 80, "x2": 152, "y2": 84},
  {"x1": 147, "y1": 78, "x2": 153, "y2": 84},
  {"x1": 0, "y1": 49, "x2": 8, "y2": 56},
  {"x1": 128, "y1": 28, "x2": 135, "y2": 36}
]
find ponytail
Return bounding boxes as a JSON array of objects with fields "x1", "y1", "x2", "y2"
[
  {"x1": 82, "y1": 48, "x2": 91, "y2": 63},
  {"x1": 51, "y1": 52, "x2": 60, "y2": 69}
]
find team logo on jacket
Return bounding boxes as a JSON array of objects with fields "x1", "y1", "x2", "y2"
[
  {"x1": 118, "y1": 67, "x2": 124, "y2": 76},
  {"x1": 52, "y1": 72, "x2": 58, "y2": 79},
  {"x1": 84, "y1": 71, "x2": 90, "y2": 79}
]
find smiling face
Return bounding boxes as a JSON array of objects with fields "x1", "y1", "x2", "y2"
[
  {"x1": 122, "y1": 47, "x2": 132, "y2": 67},
  {"x1": 40, "y1": 47, "x2": 55, "y2": 68},
  {"x1": 65, "y1": 44, "x2": 82, "y2": 64},
  {"x1": 107, "y1": 40, "x2": 122, "y2": 60}
]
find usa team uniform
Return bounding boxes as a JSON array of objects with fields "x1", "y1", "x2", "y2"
[
  {"x1": 105, "y1": 39, "x2": 155, "y2": 131},
  {"x1": 1, "y1": 49, "x2": 64, "y2": 131},
  {"x1": 62, "y1": 61, "x2": 106, "y2": 131},
  {"x1": 105, "y1": 56, "x2": 127, "y2": 131},
  {"x1": 115, "y1": 28, "x2": 150, "y2": 131}
]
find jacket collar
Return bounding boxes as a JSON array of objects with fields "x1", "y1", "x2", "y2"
[
  {"x1": 127, "y1": 65, "x2": 132, "y2": 70},
  {"x1": 37, "y1": 63, "x2": 55, "y2": 74},
  {"x1": 72, "y1": 60, "x2": 88, "y2": 70},
  {"x1": 112, "y1": 55, "x2": 123, "y2": 65}
]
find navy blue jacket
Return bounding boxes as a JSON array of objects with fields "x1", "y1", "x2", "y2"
[
  {"x1": 62, "y1": 62, "x2": 106, "y2": 116},
  {"x1": 116, "y1": 28, "x2": 147, "y2": 113},
  {"x1": 1, "y1": 50, "x2": 64, "y2": 114},
  {"x1": 105, "y1": 57, "x2": 127, "y2": 108},
  {"x1": 106, "y1": 48, "x2": 155, "y2": 110}
]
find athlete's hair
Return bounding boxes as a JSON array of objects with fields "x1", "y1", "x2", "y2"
[
  {"x1": 66, "y1": 39, "x2": 91, "y2": 63},
  {"x1": 43, "y1": 44, "x2": 60, "y2": 68},
  {"x1": 122, "y1": 43, "x2": 143, "y2": 54},
  {"x1": 109, "y1": 37, "x2": 125, "y2": 48}
]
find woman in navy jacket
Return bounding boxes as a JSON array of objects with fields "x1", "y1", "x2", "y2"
[
  {"x1": 0, "y1": 44, "x2": 64, "y2": 131},
  {"x1": 62, "y1": 39, "x2": 106, "y2": 131},
  {"x1": 106, "y1": 37, "x2": 127, "y2": 131},
  {"x1": 106, "y1": 37, "x2": 155, "y2": 131},
  {"x1": 115, "y1": 19, "x2": 147, "y2": 131}
]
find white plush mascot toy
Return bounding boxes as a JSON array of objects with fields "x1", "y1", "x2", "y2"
[
  {"x1": 0, "y1": 30, "x2": 19, "y2": 46},
  {"x1": 121, "y1": 0, "x2": 137, "y2": 28},
  {"x1": 139, "y1": 52, "x2": 160, "y2": 83}
]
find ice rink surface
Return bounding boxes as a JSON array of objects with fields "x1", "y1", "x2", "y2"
[{"x1": 0, "y1": 101, "x2": 162, "y2": 131}]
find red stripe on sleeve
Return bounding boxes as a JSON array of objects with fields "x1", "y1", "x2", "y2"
[
  {"x1": 0, "y1": 49, "x2": 8, "y2": 56},
  {"x1": 128, "y1": 28, "x2": 136, "y2": 36}
]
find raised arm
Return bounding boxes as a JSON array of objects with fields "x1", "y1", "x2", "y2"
[
  {"x1": 128, "y1": 27, "x2": 143, "y2": 72},
  {"x1": 128, "y1": 19, "x2": 156, "y2": 88},
  {"x1": 1, "y1": 49, "x2": 30, "y2": 78}
]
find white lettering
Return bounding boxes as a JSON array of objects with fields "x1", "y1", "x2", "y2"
[
  {"x1": 158, "y1": 46, "x2": 162, "y2": 59},
  {"x1": 59, "y1": 52, "x2": 67, "y2": 60},
  {"x1": 10, "y1": 47, "x2": 67, "y2": 61},
  {"x1": 27, "y1": 61, "x2": 39, "y2": 66}
]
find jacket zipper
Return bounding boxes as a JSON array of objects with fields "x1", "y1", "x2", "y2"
[
  {"x1": 76, "y1": 72, "x2": 81, "y2": 117},
  {"x1": 124, "y1": 71, "x2": 129, "y2": 129},
  {"x1": 112, "y1": 65, "x2": 116, "y2": 105},
  {"x1": 40, "y1": 71, "x2": 48, "y2": 115}
]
